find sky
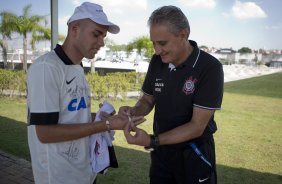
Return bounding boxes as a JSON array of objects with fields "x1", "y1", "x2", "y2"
[{"x1": 1, "y1": 0, "x2": 282, "y2": 50}]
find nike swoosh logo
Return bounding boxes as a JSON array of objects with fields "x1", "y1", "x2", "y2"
[
  {"x1": 66, "y1": 77, "x2": 76, "y2": 85},
  {"x1": 156, "y1": 78, "x2": 162, "y2": 81},
  {"x1": 199, "y1": 177, "x2": 209, "y2": 183}
]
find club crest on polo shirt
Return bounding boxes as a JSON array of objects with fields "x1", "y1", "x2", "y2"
[{"x1": 182, "y1": 76, "x2": 198, "y2": 95}]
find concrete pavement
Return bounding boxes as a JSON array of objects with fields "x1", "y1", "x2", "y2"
[{"x1": 0, "y1": 150, "x2": 34, "y2": 184}]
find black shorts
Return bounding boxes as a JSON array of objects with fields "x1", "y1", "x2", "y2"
[{"x1": 149, "y1": 137, "x2": 216, "y2": 184}]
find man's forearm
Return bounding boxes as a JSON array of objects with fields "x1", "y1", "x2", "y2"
[
  {"x1": 35, "y1": 121, "x2": 108, "y2": 143},
  {"x1": 133, "y1": 95, "x2": 154, "y2": 116}
]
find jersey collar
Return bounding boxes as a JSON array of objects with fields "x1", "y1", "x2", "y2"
[{"x1": 54, "y1": 44, "x2": 83, "y2": 67}]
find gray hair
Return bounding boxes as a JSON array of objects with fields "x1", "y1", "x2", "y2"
[{"x1": 148, "y1": 5, "x2": 190, "y2": 35}]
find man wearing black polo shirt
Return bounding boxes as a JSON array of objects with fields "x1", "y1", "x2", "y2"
[{"x1": 121, "y1": 5, "x2": 223, "y2": 184}]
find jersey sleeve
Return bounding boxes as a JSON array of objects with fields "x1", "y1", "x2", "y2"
[
  {"x1": 193, "y1": 63, "x2": 224, "y2": 110},
  {"x1": 27, "y1": 62, "x2": 61, "y2": 125}
]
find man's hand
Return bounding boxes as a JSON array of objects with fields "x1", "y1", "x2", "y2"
[
  {"x1": 108, "y1": 114, "x2": 145, "y2": 130},
  {"x1": 123, "y1": 122, "x2": 150, "y2": 147},
  {"x1": 118, "y1": 106, "x2": 135, "y2": 116},
  {"x1": 100, "y1": 110, "x2": 116, "y2": 121}
]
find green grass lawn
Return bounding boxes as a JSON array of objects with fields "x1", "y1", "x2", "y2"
[{"x1": 0, "y1": 72, "x2": 282, "y2": 183}]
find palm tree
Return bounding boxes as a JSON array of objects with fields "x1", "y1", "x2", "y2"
[
  {"x1": 30, "y1": 21, "x2": 50, "y2": 51},
  {"x1": 0, "y1": 12, "x2": 17, "y2": 69},
  {"x1": 13, "y1": 4, "x2": 46, "y2": 72},
  {"x1": 31, "y1": 27, "x2": 66, "y2": 51}
]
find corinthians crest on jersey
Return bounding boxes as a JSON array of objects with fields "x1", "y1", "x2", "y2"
[{"x1": 182, "y1": 76, "x2": 198, "y2": 95}]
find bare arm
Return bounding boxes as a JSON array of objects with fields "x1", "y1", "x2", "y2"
[
  {"x1": 36, "y1": 114, "x2": 145, "y2": 143},
  {"x1": 158, "y1": 107, "x2": 215, "y2": 145},
  {"x1": 133, "y1": 94, "x2": 155, "y2": 116},
  {"x1": 124, "y1": 106, "x2": 215, "y2": 147},
  {"x1": 119, "y1": 93, "x2": 155, "y2": 117},
  {"x1": 35, "y1": 121, "x2": 107, "y2": 143}
]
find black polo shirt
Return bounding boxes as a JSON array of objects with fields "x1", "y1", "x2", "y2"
[{"x1": 142, "y1": 40, "x2": 224, "y2": 138}]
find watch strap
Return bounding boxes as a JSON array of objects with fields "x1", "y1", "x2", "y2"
[{"x1": 144, "y1": 134, "x2": 159, "y2": 151}]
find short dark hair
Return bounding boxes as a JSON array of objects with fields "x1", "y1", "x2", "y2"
[{"x1": 148, "y1": 5, "x2": 190, "y2": 35}]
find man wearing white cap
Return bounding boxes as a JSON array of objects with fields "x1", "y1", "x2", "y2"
[{"x1": 27, "y1": 2, "x2": 144, "y2": 184}]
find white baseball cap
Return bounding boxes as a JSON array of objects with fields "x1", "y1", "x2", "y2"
[{"x1": 67, "y1": 2, "x2": 120, "y2": 34}]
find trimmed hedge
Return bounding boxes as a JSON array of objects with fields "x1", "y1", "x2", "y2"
[
  {"x1": 0, "y1": 69, "x2": 145, "y2": 100},
  {"x1": 0, "y1": 69, "x2": 26, "y2": 96}
]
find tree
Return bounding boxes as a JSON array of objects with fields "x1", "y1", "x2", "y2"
[
  {"x1": 31, "y1": 27, "x2": 66, "y2": 51},
  {"x1": 0, "y1": 12, "x2": 17, "y2": 69},
  {"x1": 13, "y1": 4, "x2": 47, "y2": 72},
  {"x1": 104, "y1": 37, "x2": 115, "y2": 48},
  {"x1": 127, "y1": 36, "x2": 153, "y2": 60},
  {"x1": 104, "y1": 38, "x2": 126, "y2": 54},
  {"x1": 126, "y1": 42, "x2": 135, "y2": 57},
  {"x1": 30, "y1": 26, "x2": 50, "y2": 51},
  {"x1": 238, "y1": 47, "x2": 252, "y2": 54},
  {"x1": 135, "y1": 36, "x2": 153, "y2": 59}
]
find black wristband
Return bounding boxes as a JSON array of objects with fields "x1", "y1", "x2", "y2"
[{"x1": 144, "y1": 134, "x2": 159, "y2": 151}]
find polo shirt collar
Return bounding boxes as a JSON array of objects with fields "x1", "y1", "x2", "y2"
[
  {"x1": 174, "y1": 40, "x2": 200, "y2": 69},
  {"x1": 54, "y1": 44, "x2": 83, "y2": 67}
]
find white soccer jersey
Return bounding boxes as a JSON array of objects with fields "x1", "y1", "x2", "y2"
[{"x1": 27, "y1": 45, "x2": 96, "y2": 184}]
